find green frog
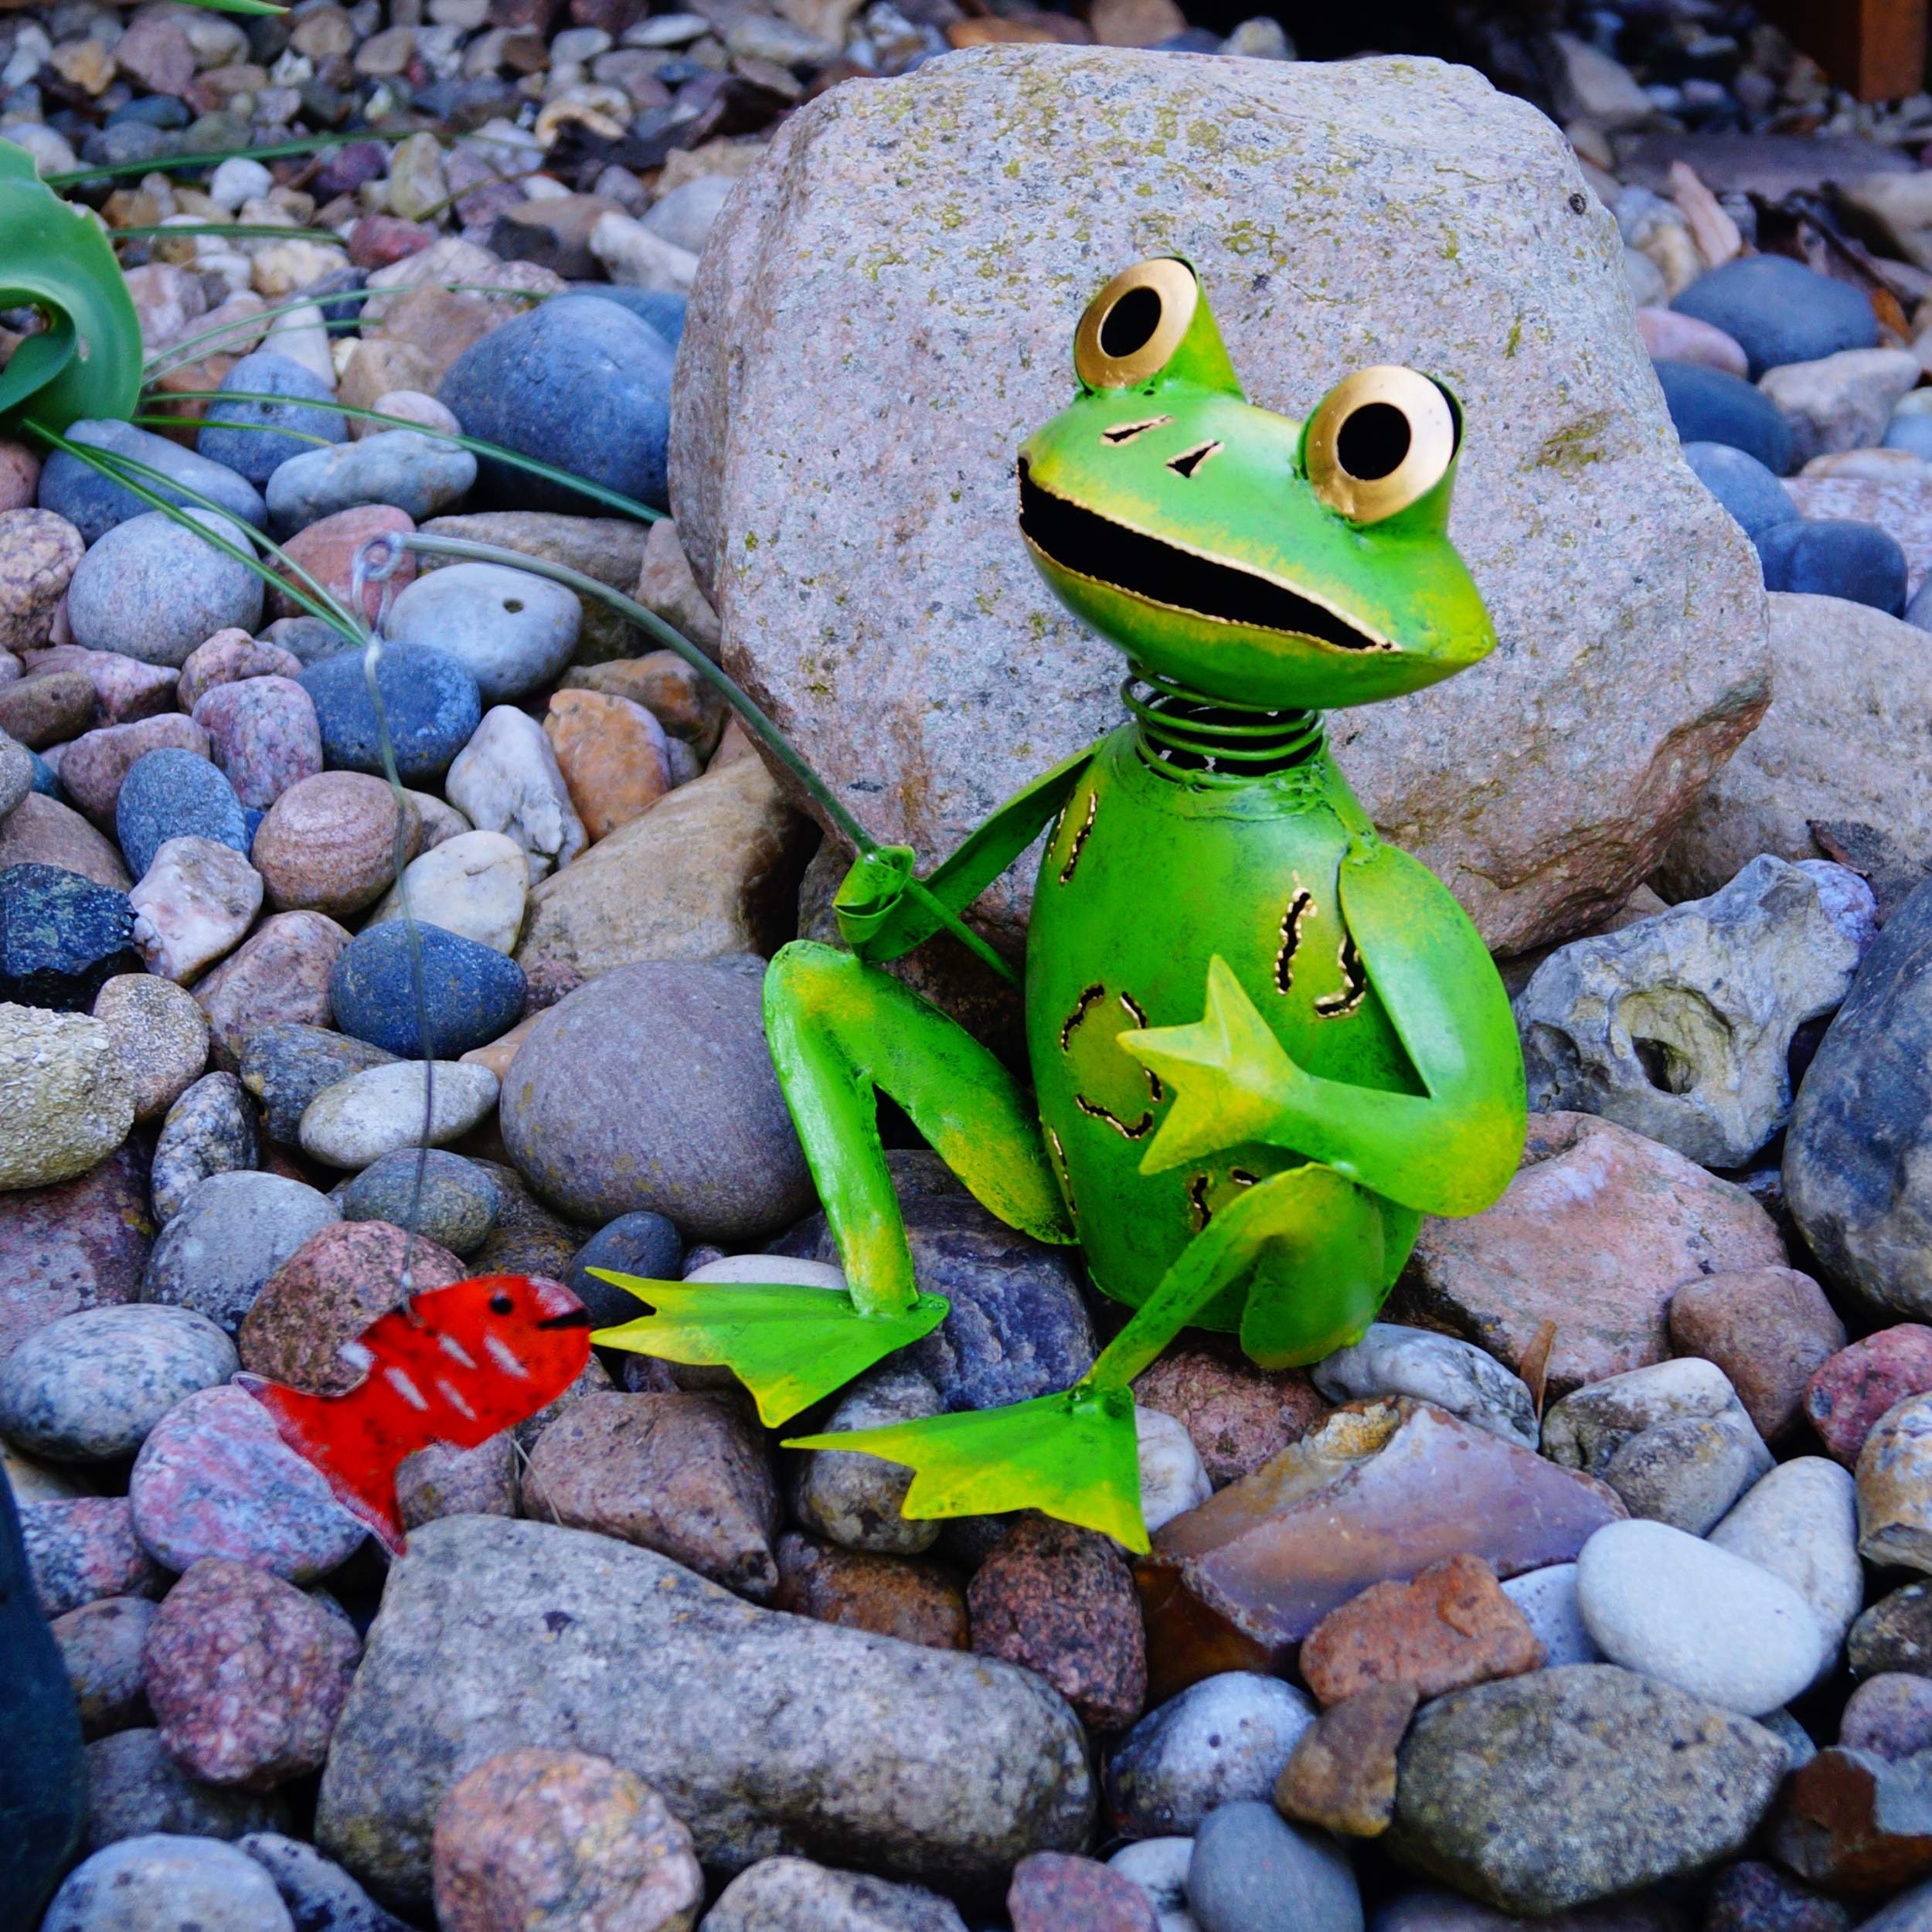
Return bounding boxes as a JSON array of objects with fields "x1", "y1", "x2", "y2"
[{"x1": 595, "y1": 257, "x2": 1527, "y2": 1550}]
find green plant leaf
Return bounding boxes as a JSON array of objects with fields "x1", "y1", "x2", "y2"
[{"x1": 47, "y1": 130, "x2": 405, "y2": 189}]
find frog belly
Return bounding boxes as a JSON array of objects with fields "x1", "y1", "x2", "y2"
[{"x1": 1025, "y1": 726, "x2": 1423, "y2": 1325}]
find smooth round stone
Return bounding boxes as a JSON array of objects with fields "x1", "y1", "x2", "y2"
[
  {"x1": 1673, "y1": 255, "x2": 1879, "y2": 380},
  {"x1": 366, "y1": 828, "x2": 528, "y2": 954},
  {"x1": 1655, "y1": 361, "x2": 1797, "y2": 475},
  {"x1": 42, "y1": 1834, "x2": 296, "y2": 1932},
  {"x1": 1636, "y1": 305, "x2": 1749, "y2": 376},
  {"x1": 237, "y1": 1022, "x2": 394, "y2": 1145},
  {"x1": 66, "y1": 510, "x2": 265, "y2": 668},
  {"x1": 1107, "y1": 1674, "x2": 1318, "y2": 1837},
  {"x1": 128, "y1": 1384, "x2": 366, "y2": 1580},
  {"x1": 1682, "y1": 440, "x2": 1802, "y2": 543},
  {"x1": 500, "y1": 957, "x2": 813, "y2": 1240},
  {"x1": 1709, "y1": 1458, "x2": 1862, "y2": 1675},
  {"x1": 440, "y1": 296, "x2": 674, "y2": 515},
  {"x1": 1575, "y1": 1518, "x2": 1823, "y2": 1716},
  {"x1": 1498, "y1": 1563, "x2": 1602, "y2": 1668},
  {"x1": 0, "y1": 1305, "x2": 237, "y2": 1463},
  {"x1": 0, "y1": 509, "x2": 84, "y2": 658},
  {"x1": 197, "y1": 352, "x2": 349, "y2": 490},
  {"x1": 1108, "y1": 1837, "x2": 1192, "y2": 1929},
  {"x1": 298, "y1": 643, "x2": 481, "y2": 784},
  {"x1": 81, "y1": 1726, "x2": 291, "y2": 1849},
  {"x1": 790, "y1": 1355, "x2": 942, "y2": 1556},
  {"x1": 0, "y1": 862, "x2": 138, "y2": 1010},
  {"x1": 1312, "y1": 1322, "x2": 1536, "y2": 1448},
  {"x1": 574, "y1": 286, "x2": 685, "y2": 349},
  {"x1": 91, "y1": 974, "x2": 209, "y2": 1121},
  {"x1": 250, "y1": 771, "x2": 416, "y2": 920},
  {"x1": 151, "y1": 1071, "x2": 258, "y2": 1224},
  {"x1": 1186, "y1": 1800, "x2": 1362, "y2": 1932},
  {"x1": 338, "y1": 1147, "x2": 499, "y2": 1253},
  {"x1": 298, "y1": 1060, "x2": 501, "y2": 1168},
  {"x1": 564, "y1": 1211, "x2": 683, "y2": 1328},
  {"x1": 234, "y1": 1834, "x2": 407, "y2": 1932},
  {"x1": 39, "y1": 420, "x2": 267, "y2": 547},
  {"x1": 328, "y1": 919, "x2": 527, "y2": 1059},
  {"x1": 140, "y1": 1170, "x2": 341, "y2": 1334},
  {"x1": 1885, "y1": 413, "x2": 1932, "y2": 463},
  {"x1": 1842, "y1": 1674, "x2": 1932, "y2": 1760},
  {"x1": 0, "y1": 730, "x2": 31, "y2": 819},
  {"x1": 52, "y1": 1595, "x2": 157, "y2": 1739},
  {"x1": 190, "y1": 678, "x2": 323, "y2": 811},
  {"x1": 264, "y1": 430, "x2": 475, "y2": 536},
  {"x1": 116, "y1": 749, "x2": 249, "y2": 883},
  {"x1": 1757, "y1": 519, "x2": 1907, "y2": 614},
  {"x1": 386, "y1": 562, "x2": 580, "y2": 704}
]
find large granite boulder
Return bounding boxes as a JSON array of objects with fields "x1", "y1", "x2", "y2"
[
  {"x1": 671, "y1": 46, "x2": 1767, "y2": 959},
  {"x1": 315, "y1": 1517, "x2": 1093, "y2": 1910}
]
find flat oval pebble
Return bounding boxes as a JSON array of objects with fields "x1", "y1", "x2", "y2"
[
  {"x1": 198, "y1": 351, "x2": 349, "y2": 489},
  {"x1": 151, "y1": 1071, "x2": 259, "y2": 1223},
  {"x1": 298, "y1": 644, "x2": 481, "y2": 785},
  {"x1": 195, "y1": 911, "x2": 352, "y2": 1072},
  {"x1": 129, "y1": 1383, "x2": 366, "y2": 1580},
  {"x1": 339, "y1": 1148, "x2": 499, "y2": 1253},
  {"x1": 298, "y1": 1059, "x2": 501, "y2": 1168},
  {"x1": 141, "y1": 1169, "x2": 341, "y2": 1333},
  {"x1": 329, "y1": 919, "x2": 527, "y2": 1059},
  {"x1": 366, "y1": 828, "x2": 529, "y2": 954},
  {"x1": 1575, "y1": 1517, "x2": 1823, "y2": 1716},
  {"x1": 42, "y1": 1834, "x2": 296, "y2": 1932},
  {"x1": 22, "y1": 1495, "x2": 164, "y2": 1617},
  {"x1": 1185, "y1": 1800, "x2": 1362, "y2": 1932},
  {"x1": 66, "y1": 510, "x2": 265, "y2": 667},
  {"x1": 1654, "y1": 361, "x2": 1795, "y2": 475},
  {"x1": 251, "y1": 771, "x2": 417, "y2": 920},
  {"x1": 117, "y1": 749, "x2": 250, "y2": 883},
  {"x1": 386, "y1": 561, "x2": 580, "y2": 703},
  {"x1": 0, "y1": 862, "x2": 139, "y2": 1009},
  {"x1": 39, "y1": 418, "x2": 267, "y2": 545},
  {"x1": 59, "y1": 715, "x2": 213, "y2": 826},
  {"x1": 265, "y1": 429, "x2": 475, "y2": 535},
  {"x1": 191, "y1": 677, "x2": 325, "y2": 811},
  {"x1": 239, "y1": 1022, "x2": 395, "y2": 1145},
  {"x1": 0, "y1": 1304, "x2": 237, "y2": 1462},
  {"x1": 128, "y1": 835, "x2": 264, "y2": 984}
]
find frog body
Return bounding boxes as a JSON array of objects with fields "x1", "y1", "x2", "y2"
[{"x1": 593, "y1": 256, "x2": 1528, "y2": 1549}]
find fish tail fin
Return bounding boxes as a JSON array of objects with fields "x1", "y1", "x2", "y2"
[{"x1": 235, "y1": 1372, "x2": 409, "y2": 1557}]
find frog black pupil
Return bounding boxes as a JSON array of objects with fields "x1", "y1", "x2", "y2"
[
  {"x1": 1100, "y1": 287, "x2": 1162, "y2": 359},
  {"x1": 1336, "y1": 402, "x2": 1411, "y2": 481},
  {"x1": 490, "y1": 1294, "x2": 513, "y2": 1314}
]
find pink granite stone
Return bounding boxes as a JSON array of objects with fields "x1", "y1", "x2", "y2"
[{"x1": 192, "y1": 675, "x2": 323, "y2": 810}]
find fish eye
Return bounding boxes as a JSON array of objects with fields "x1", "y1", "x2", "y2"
[
  {"x1": 1303, "y1": 366, "x2": 1461, "y2": 524},
  {"x1": 489, "y1": 1293, "x2": 514, "y2": 1315}
]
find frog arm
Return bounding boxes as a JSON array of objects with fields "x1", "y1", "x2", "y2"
[
  {"x1": 833, "y1": 746, "x2": 1096, "y2": 964},
  {"x1": 1117, "y1": 838, "x2": 1526, "y2": 1219}
]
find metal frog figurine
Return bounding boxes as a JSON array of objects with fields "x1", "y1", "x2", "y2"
[{"x1": 597, "y1": 257, "x2": 1528, "y2": 1550}]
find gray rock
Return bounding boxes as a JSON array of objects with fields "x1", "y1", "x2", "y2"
[
  {"x1": 338, "y1": 1149, "x2": 499, "y2": 1256},
  {"x1": 1855, "y1": 1390, "x2": 1932, "y2": 1575},
  {"x1": 1106, "y1": 1674, "x2": 1318, "y2": 1837},
  {"x1": 0, "y1": 1305, "x2": 236, "y2": 1462},
  {"x1": 83, "y1": 1731, "x2": 289, "y2": 1852},
  {"x1": 1386, "y1": 1665, "x2": 1787, "y2": 1913},
  {"x1": 140, "y1": 1170, "x2": 340, "y2": 1334},
  {"x1": 65, "y1": 510, "x2": 265, "y2": 668},
  {"x1": 1851, "y1": 1583, "x2": 1932, "y2": 1679},
  {"x1": 383, "y1": 561, "x2": 579, "y2": 704},
  {"x1": 313, "y1": 1516, "x2": 1093, "y2": 1907},
  {"x1": 150, "y1": 1071, "x2": 258, "y2": 1223},
  {"x1": 702, "y1": 1855, "x2": 968, "y2": 1931},
  {"x1": 1516, "y1": 855, "x2": 1872, "y2": 1168},
  {"x1": 198, "y1": 353, "x2": 348, "y2": 491},
  {"x1": 499, "y1": 957, "x2": 813, "y2": 1242},
  {"x1": 296, "y1": 1061, "x2": 499, "y2": 1171},
  {"x1": 264, "y1": 431, "x2": 474, "y2": 536},
  {"x1": 1498, "y1": 1563, "x2": 1601, "y2": 1667},
  {"x1": 1312, "y1": 1325, "x2": 1536, "y2": 1449},
  {"x1": 1109, "y1": 1838, "x2": 1194, "y2": 1930},
  {"x1": 39, "y1": 419, "x2": 267, "y2": 546},
  {"x1": 791, "y1": 1360, "x2": 944, "y2": 1555},
  {"x1": 1185, "y1": 1801, "x2": 1361, "y2": 1932},
  {"x1": 1574, "y1": 1519, "x2": 1824, "y2": 1716},
  {"x1": 0, "y1": 730, "x2": 29, "y2": 821},
  {"x1": 236, "y1": 1833, "x2": 413, "y2": 1932},
  {"x1": 52, "y1": 1595, "x2": 157, "y2": 1740},
  {"x1": 1709, "y1": 1458, "x2": 1862, "y2": 1677},
  {"x1": 237, "y1": 1024, "x2": 394, "y2": 1145},
  {"x1": 672, "y1": 49, "x2": 1767, "y2": 966},
  {"x1": 1865, "y1": 1876, "x2": 1932, "y2": 1932},
  {"x1": 43, "y1": 1834, "x2": 295, "y2": 1932},
  {"x1": 1787, "y1": 876, "x2": 1932, "y2": 1316},
  {"x1": 0, "y1": 1003, "x2": 134, "y2": 1190}
]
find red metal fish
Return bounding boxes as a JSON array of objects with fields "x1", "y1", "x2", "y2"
[{"x1": 238, "y1": 1274, "x2": 591, "y2": 1556}]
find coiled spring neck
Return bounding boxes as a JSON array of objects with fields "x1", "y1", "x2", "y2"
[{"x1": 1123, "y1": 669, "x2": 1325, "y2": 782}]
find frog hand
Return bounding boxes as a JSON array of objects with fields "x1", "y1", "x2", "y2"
[
  {"x1": 783, "y1": 1383, "x2": 1148, "y2": 1553},
  {"x1": 588, "y1": 1271, "x2": 949, "y2": 1429},
  {"x1": 1117, "y1": 955, "x2": 1298, "y2": 1174}
]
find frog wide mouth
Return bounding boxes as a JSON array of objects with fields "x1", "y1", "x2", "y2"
[{"x1": 1016, "y1": 460, "x2": 1392, "y2": 653}]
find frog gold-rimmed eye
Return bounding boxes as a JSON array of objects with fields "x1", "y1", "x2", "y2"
[
  {"x1": 1075, "y1": 259, "x2": 1199, "y2": 391},
  {"x1": 1303, "y1": 366, "x2": 1461, "y2": 523}
]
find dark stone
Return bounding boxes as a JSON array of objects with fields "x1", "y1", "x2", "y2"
[
  {"x1": 298, "y1": 642, "x2": 481, "y2": 784},
  {"x1": 239, "y1": 1022, "x2": 395, "y2": 1144},
  {"x1": 238, "y1": 1832, "x2": 416, "y2": 1932},
  {"x1": 1672, "y1": 256, "x2": 1880, "y2": 379},
  {"x1": 0, "y1": 863, "x2": 137, "y2": 1009},
  {"x1": 328, "y1": 919, "x2": 528, "y2": 1059},
  {"x1": 1655, "y1": 360, "x2": 1797, "y2": 474},
  {"x1": 1770, "y1": 1746, "x2": 1932, "y2": 1899},
  {"x1": 1682, "y1": 440, "x2": 1802, "y2": 543},
  {"x1": 1843, "y1": 1677, "x2": 1932, "y2": 1762},
  {"x1": 1852, "y1": 1585, "x2": 1932, "y2": 1679},
  {"x1": 38, "y1": 420, "x2": 266, "y2": 548},
  {"x1": 82, "y1": 1726, "x2": 289, "y2": 1851},
  {"x1": 1704, "y1": 1860, "x2": 1854, "y2": 1932},
  {"x1": 438, "y1": 295, "x2": 674, "y2": 515},
  {"x1": 1185, "y1": 1800, "x2": 1362, "y2": 1932},
  {"x1": 1758, "y1": 519, "x2": 1907, "y2": 614},
  {"x1": 339, "y1": 1148, "x2": 500, "y2": 1256},
  {"x1": 464, "y1": 1158, "x2": 588, "y2": 1279},
  {"x1": 0, "y1": 1474, "x2": 86, "y2": 1926},
  {"x1": 197, "y1": 352, "x2": 349, "y2": 490},
  {"x1": 568, "y1": 1209, "x2": 683, "y2": 1328},
  {"x1": 114, "y1": 747, "x2": 248, "y2": 881}
]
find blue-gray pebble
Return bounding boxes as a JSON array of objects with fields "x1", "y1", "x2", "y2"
[
  {"x1": 1654, "y1": 362, "x2": 1796, "y2": 476},
  {"x1": 63, "y1": 509, "x2": 265, "y2": 668},
  {"x1": 338, "y1": 1148, "x2": 500, "y2": 1254},
  {"x1": 261, "y1": 616, "x2": 355, "y2": 668},
  {"x1": 0, "y1": 864, "x2": 138, "y2": 1011},
  {"x1": 1885, "y1": 414, "x2": 1932, "y2": 463},
  {"x1": 1188, "y1": 1801, "x2": 1363, "y2": 1932},
  {"x1": 115, "y1": 749, "x2": 249, "y2": 881},
  {"x1": 567, "y1": 1212, "x2": 684, "y2": 1328},
  {"x1": 329, "y1": 919, "x2": 527, "y2": 1059},
  {"x1": 299, "y1": 643, "x2": 480, "y2": 784},
  {"x1": 264, "y1": 431, "x2": 476, "y2": 538},
  {"x1": 565, "y1": 285, "x2": 685, "y2": 351},
  {"x1": 384, "y1": 561, "x2": 579, "y2": 703},
  {"x1": 1682, "y1": 441, "x2": 1801, "y2": 543},
  {"x1": 196, "y1": 352, "x2": 348, "y2": 489},
  {"x1": 439, "y1": 295, "x2": 673, "y2": 515},
  {"x1": 39, "y1": 420, "x2": 265, "y2": 546},
  {"x1": 1672, "y1": 255, "x2": 1879, "y2": 379},
  {"x1": 1758, "y1": 519, "x2": 1908, "y2": 614}
]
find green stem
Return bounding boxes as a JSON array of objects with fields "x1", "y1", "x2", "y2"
[
  {"x1": 47, "y1": 130, "x2": 411, "y2": 189},
  {"x1": 111, "y1": 224, "x2": 346, "y2": 243},
  {"x1": 138, "y1": 417, "x2": 337, "y2": 447},
  {"x1": 142, "y1": 289, "x2": 376, "y2": 373}
]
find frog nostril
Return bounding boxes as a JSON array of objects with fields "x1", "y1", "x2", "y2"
[{"x1": 1167, "y1": 440, "x2": 1222, "y2": 479}]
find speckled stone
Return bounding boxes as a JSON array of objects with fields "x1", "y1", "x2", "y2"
[
  {"x1": 0, "y1": 509, "x2": 83, "y2": 653},
  {"x1": 329, "y1": 918, "x2": 528, "y2": 1059},
  {"x1": 150, "y1": 1072, "x2": 258, "y2": 1223},
  {"x1": 192, "y1": 678, "x2": 323, "y2": 812},
  {"x1": 251, "y1": 772, "x2": 417, "y2": 920},
  {"x1": 236, "y1": 1833, "x2": 416, "y2": 1932},
  {"x1": 45, "y1": 1831, "x2": 298, "y2": 1930},
  {"x1": 238, "y1": 1022, "x2": 394, "y2": 1145},
  {"x1": 1704, "y1": 1861, "x2": 1855, "y2": 1932},
  {"x1": 81, "y1": 1731, "x2": 290, "y2": 1852},
  {"x1": 1807, "y1": 1326, "x2": 1932, "y2": 1468},
  {"x1": 128, "y1": 836, "x2": 264, "y2": 986},
  {"x1": 464, "y1": 1156, "x2": 588, "y2": 1279},
  {"x1": 702, "y1": 1858, "x2": 966, "y2": 1932},
  {"x1": 0, "y1": 1144, "x2": 153, "y2": 1362},
  {"x1": 178, "y1": 631, "x2": 304, "y2": 713},
  {"x1": 1009, "y1": 1851, "x2": 1158, "y2": 1932},
  {"x1": 22, "y1": 1497, "x2": 164, "y2": 1617},
  {"x1": 90, "y1": 975, "x2": 209, "y2": 1122},
  {"x1": 0, "y1": 1003, "x2": 136, "y2": 1191},
  {"x1": 339, "y1": 1148, "x2": 498, "y2": 1255},
  {"x1": 1842, "y1": 1675, "x2": 1932, "y2": 1761},
  {"x1": 772, "y1": 1531, "x2": 969, "y2": 1651},
  {"x1": 791, "y1": 1360, "x2": 944, "y2": 1556},
  {"x1": 0, "y1": 864, "x2": 138, "y2": 1011},
  {"x1": 0, "y1": 1304, "x2": 236, "y2": 1462},
  {"x1": 66, "y1": 510, "x2": 266, "y2": 668},
  {"x1": 128, "y1": 1384, "x2": 366, "y2": 1580},
  {"x1": 1851, "y1": 1584, "x2": 1932, "y2": 1679},
  {"x1": 195, "y1": 912, "x2": 352, "y2": 1071},
  {"x1": 59, "y1": 716, "x2": 213, "y2": 826},
  {"x1": 116, "y1": 749, "x2": 249, "y2": 883},
  {"x1": 397, "y1": 1434, "x2": 518, "y2": 1532},
  {"x1": 298, "y1": 643, "x2": 480, "y2": 785},
  {"x1": 141, "y1": 1169, "x2": 340, "y2": 1334},
  {"x1": 563, "y1": 1210, "x2": 682, "y2": 1328},
  {"x1": 198, "y1": 352, "x2": 349, "y2": 488},
  {"x1": 1131, "y1": 1342, "x2": 1327, "y2": 1488},
  {"x1": 51, "y1": 1595, "x2": 156, "y2": 1739},
  {"x1": 145, "y1": 1557, "x2": 361, "y2": 1788}
]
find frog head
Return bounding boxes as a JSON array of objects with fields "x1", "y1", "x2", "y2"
[{"x1": 1017, "y1": 257, "x2": 1495, "y2": 711}]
